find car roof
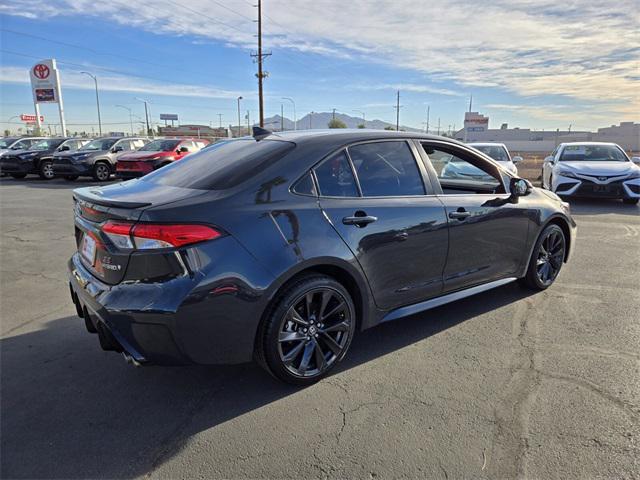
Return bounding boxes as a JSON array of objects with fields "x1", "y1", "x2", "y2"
[
  {"x1": 248, "y1": 129, "x2": 455, "y2": 145},
  {"x1": 559, "y1": 142, "x2": 619, "y2": 147},
  {"x1": 468, "y1": 142, "x2": 507, "y2": 148}
]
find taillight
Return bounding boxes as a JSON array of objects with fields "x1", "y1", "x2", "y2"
[{"x1": 102, "y1": 221, "x2": 222, "y2": 250}]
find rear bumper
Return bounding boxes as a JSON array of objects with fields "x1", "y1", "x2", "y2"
[{"x1": 67, "y1": 235, "x2": 275, "y2": 366}]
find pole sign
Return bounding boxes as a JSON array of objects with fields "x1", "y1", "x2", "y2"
[
  {"x1": 20, "y1": 114, "x2": 45, "y2": 122},
  {"x1": 160, "y1": 114, "x2": 178, "y2": 121},
  {"x1": 29, "y1": 59, "x2": 67, "y2": 134}
]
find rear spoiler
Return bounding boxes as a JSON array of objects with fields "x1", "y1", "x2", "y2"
[{"x1": 73, "y1": 188, "x2": 152, "y2": 209}]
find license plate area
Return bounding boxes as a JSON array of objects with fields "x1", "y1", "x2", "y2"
[
  {"x1": 80, "y1": 233, "x2": 97, "y2": 265},
  {"x1": 594, "y1": 185, "x2": 610, "y2": 193}
]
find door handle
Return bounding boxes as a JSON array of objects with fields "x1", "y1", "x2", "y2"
[
  {"x1": 394, "y1": 232, "x2": 409, "y2": 241},
  {"x1": 448, "y1": 209, "x2": 471, "y2": 220},
  {"x1": 342, "y1": 214, "x2": 378, "y2": 227}
]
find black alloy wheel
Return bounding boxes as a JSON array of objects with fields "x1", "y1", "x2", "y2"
[
  {"x1": 259, "y1": 275, "x2": 356, "y2": 385},
  {"x1": 93, "y1": 163, "x2": 111, "y2": 181},
  {"x1": 39, "y1": 160, "x2": 54, "y2": 180},
  {"x1": 521, "y1": 224, "x2": 566, "y2": 290}
]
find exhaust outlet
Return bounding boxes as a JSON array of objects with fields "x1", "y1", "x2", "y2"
[{"x1": 122, "y1": 352, "x2": 142, "y2": 367}]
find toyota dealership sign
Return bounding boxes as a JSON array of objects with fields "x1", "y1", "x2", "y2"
[{"x1": 28, "y1": 59, "x2": 67, "y2": 133}]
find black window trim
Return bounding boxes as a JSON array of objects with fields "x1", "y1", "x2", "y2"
[
  {"x1": 300, "y1": 138, "x2": 434, "y2": 200},
  {"x1": 416, "y1": 139, "x2": 511, "y2": 197}
]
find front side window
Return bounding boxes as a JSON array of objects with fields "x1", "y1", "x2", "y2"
[
  {"x1": 422, "y1": 144, "x2": 503, "y2": 194},
  {"x1": 82, "y1": 139, "x2": 116, "y2": 151},
  {"x1": 30, "y1": 139, "x2": 62, "y2": 150},
  {"x1": 314, "y1": 151, "x2": 359, "y2": 197},
  {"x1": 348, "y1": 141, "x2": 424, "y2": 197},
  {"x1": 560, "y1": 145, "x2": 628, "y2": 162}
]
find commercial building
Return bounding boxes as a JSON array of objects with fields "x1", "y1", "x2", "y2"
[{"x1": 455, "y1": 113, "x2": 639, "y2": 153}]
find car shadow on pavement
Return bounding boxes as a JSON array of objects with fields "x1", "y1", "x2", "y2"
[
  {"x1": 1, "y1": 282, "x2": 533, "y2": 479},
  {"x1": 566, "y1": 198, "x2": 639, "y2": 217},
  {"x1": 0, "y1": 177, "x2": 119, "y2": 189}
]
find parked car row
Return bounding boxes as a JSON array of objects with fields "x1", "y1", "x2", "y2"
[{"x1": 0, "y1": 136, "x2": 210, "y2": 181}]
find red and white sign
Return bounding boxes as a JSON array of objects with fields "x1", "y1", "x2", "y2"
[
  {"x1": 33, "y1": 64, "x2": 50, "y2": 80},
  {"x1": 20, "y1": 114, "x2": 45, "y2": 122}
]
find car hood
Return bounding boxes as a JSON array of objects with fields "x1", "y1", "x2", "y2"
[
  {"x1": 558, "y1": 161, "x2": 635, "y2": 176},
  {"x1": 118, "y1": 151, "x2": 169, "y2": 161}
]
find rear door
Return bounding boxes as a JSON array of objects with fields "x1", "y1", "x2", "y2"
[
  {"x1": 417, "y1": 141, "x2": 529, "y2": 292},
  {"x1": 316, "y1": 140, "x2": 448, "y2": 310}
]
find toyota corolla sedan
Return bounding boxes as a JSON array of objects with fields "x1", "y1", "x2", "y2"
[
  {"x1": 542, "y1": 142, "x2": 640, "y2": 204},
  {"x1": 468, "y1": 142, "x2": 522, "y2": 175},
  {"x1": 68, "y1": 129, "x2": 576, "y2": 385}
]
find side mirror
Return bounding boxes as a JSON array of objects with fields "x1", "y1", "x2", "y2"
[
  {"x1": 178, "y1": 146, "x2": 189, "y2": 153},
  {"x1": 58, "y1": 145, "x2": 70, "y2": 152},
  {"x1": 544, "y1": 156, "x2": 554, "y2": 163},
  {"x1": 112, "y1": 146, "x2": 124, "y2": 153},
  {"x1": 510, "y1": 177, "x2": 531, "y2": 197},
  {"x1": 512, "y1": 155, "x2": 523, "y2": 163},
  {"x1": 632, "y1": 157, "x2": 640, "y2": 165}
]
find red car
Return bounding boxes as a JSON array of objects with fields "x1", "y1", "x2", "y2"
[{"x1": 116, "y1": 138, "x2": 209, "y2": 178}]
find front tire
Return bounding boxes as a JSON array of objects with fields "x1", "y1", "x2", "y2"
[
  {"x1": 623, "y1": 198, "x2": 639, "y2": 205},
  {"x1": 38, "y1": 160, "x2": 54, "y2": 180},
  {"x1": 93, "y1": 162, "x2": 111, "y2": 181},
  {"x1": 520, "y1": 224, "x2": 566, "y2": 290},
  {"x1": 257, "y1": 275, "x2": 356, "y2": 385}
]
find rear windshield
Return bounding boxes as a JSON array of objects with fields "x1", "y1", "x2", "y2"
[
  {"x1": 473, "y1": 145, "x2": 509, "y2": 162},
  {"x1": 141, "y1": 139, "x2": 295, "y2": 190},
  {"x1": 139, "y1": 139, "x2": 181, "y2": 152}
]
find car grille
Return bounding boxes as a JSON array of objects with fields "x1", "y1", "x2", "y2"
[{"x1": 575, "y1": 179, "x2": 624, "y2": 198}]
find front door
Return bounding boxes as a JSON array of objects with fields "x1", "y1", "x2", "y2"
[
  {"x1": 316, "y1": 141, "x2": 448, "y2": 310},
  {"x1": 417, "y1": 141, "x2": 529, "y2": 292}
]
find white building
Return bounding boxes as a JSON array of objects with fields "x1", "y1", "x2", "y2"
[{"x1": 455, "y1": 112, "x2": 639, "y2": 153}]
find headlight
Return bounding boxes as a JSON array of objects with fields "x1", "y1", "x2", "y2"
[{"x1": 558, "y1": 169, "x2": 578, "y2": 179}]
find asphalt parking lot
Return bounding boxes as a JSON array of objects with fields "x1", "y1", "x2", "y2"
[{"x1": 1, "y1": 177, "x2": 638, "y2": 479}]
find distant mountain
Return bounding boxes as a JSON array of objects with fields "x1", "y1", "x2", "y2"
[{"x1": 261, "y1": 112, "x2": 422, "y2": 132}]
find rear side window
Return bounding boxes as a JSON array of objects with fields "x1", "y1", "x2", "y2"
[
  {"x1": 348, "y1": 141, "x2": 425, "y2": 197},
  {"x1": 142, "y1": 139, "x2": 295, "y2": 190},
  {"x1": 314, "y1": 151, "x2": 359, "y2": 197}
]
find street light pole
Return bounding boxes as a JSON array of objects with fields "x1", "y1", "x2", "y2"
[
  {"x1": 115, "y1": 105, "x2": 134, "y2": 136},
  {"x1": 353, "y1": 110, "x2": 365, "y2": 127},
  {"x1": 135, "y1": 97, "x2": 151, "y2": 137},
  {"x1": 282, "y1": 97, "x2": 296, "y2": 130},
  {"x1": 81, "y1": 72, "x2": 102, "y2": 136},
  {"x1": 237, "y1": 96, "x2": 243, "y2": 136}
]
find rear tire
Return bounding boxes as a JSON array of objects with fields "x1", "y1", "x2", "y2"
[
  {"x1": 93, "y1": 162, "x2": 111, "y2": 181},
  {"x1": 10, "y1": 173, "x2": 26, "y2": 179},
  {"x1": 623, "y1": 198, "x2": 639, "y2": 205},
  {"x1": 520, "y1": 224, "x2": 566, "y2": 290},
  {"x1": 38, "y1": 160, "x2": 54, "y2": 180},
  {"x1": 257, "y1": 274, "x2": 356, "y2": 386}
]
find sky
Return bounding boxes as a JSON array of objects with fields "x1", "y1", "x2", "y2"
[{"x1": 0, "y1": 0, "x2": 638, "y2": 135}]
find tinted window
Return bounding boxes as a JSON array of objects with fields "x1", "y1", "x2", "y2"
[
  {"x1": 348, "y1": 141, "x2": 424, "y2": 196},
  {"x1": 472, "y1": 145, "x2": 509, "y2": 162},
  {"x1": 82, "y1": 139, "x2": 117, "y2": 151},
  {"x1": 140, "y1": 140, "x2": 181, "y2": 152},
  {"x1": 142, "y1": 139, "x2": 295, "y2": 190},
  {"x1": 560, "y1": 145, "x2": 628, "y2": 162},
  {"x1": 314, "y1": 151, "x2": 359, "y2": 197},
  {"x1": 293, "y1": 172, "x2": 316, "y2": 196}
]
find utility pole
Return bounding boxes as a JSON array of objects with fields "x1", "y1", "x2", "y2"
[
  {"x1": 237, "y1": 96, "x2": 243, "y2": 136},
  {"x1": 309, "y1": 111, "x2": 314, "y2": 129},
  {"x1": 247, "y1": 110, "x2": 250, "y2": 132},
  {"x1": 81, "y1": 72, "x2": 102, "y2": 136},
  {"x1": 353, "y1": 110, "x2": 365, "y2": 127},
  {"x1": 135, "y1": 97, "x2": 151, "y2": 137},
  {"x1": 281, "y1": 104, "x2": 284, "y2": 131},
  {"x1": 395, "y1": 90, "x2": 401, "y2": 131},
  {"x1": 426, "y1": 105, "x2": 430, "y2": 134},
  {"x1": 251, "y1": 0, "x2": 271, "y2": 127},
  {"x1": 437, "y1": 118, "x2": 441, "y2": 136},
  {"x1": 218, "y1": 113, "x2": 223, "y2": 128},
  {"x1": 332, "y1": 108, "x2": 336, "y2": 121}
]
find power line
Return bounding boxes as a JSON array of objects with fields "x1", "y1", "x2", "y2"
[{"x1": 163, "y1": 0, "x2": 249, "y2": 34}]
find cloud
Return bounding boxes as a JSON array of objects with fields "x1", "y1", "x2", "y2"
[
  {"x1": 3, "y1": 0, "x2": 639, "y2": 117},
  {"x1": 0, "y1": 65, "x2": 247, "y2": 99}
]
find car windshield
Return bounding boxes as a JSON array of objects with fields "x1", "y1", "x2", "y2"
[
  {"x1": 30, "y1": 139, "x2": 63, "y2": 151},
  {"x1": 560, "y1": 145, "x2": 628, "y2": 162},
  {"x1": 138, "y1": 139, "x2": 181, "y2": 152},
  {"x1": 81, "y1": 139, "x2": 117, "y2": 151},
  {"x1": 0, "y1": 138, "x2": 20, "y2": 149},
  {"x1": 141, "y1": 139, "x2": 295, "y2": 190},
  {"x1": 473, "y1": 145, "x2": 510, "y2": 162}
]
